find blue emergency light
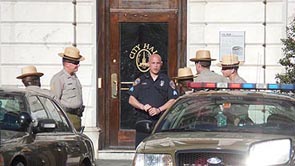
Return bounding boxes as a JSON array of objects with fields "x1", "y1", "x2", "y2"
[
  {"x1": 242, "y1": 83, "x2": 256, "y2": 89},
  {"x1": 280, "y1": 84, "x2": 294, "y2": 90},
  {"x1": 188, "y1": 82, "x2": 295, "y2": 91},
  {"x1": 268, "y1": 84, "x2": 279, "y2": 90}
]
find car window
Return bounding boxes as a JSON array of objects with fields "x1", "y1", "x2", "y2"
[
  {"x1": 0, "y1": 94, "x2": 26, "y2": 131},
  {"x1": 28, "y1": 95, "x2": 49, "y2": 120},
  {"x1": 38, "y1": 96, "x2": 71, "y2": 132},
  {"x1": 158, "y1": 95, "x2": 295, "y2": 135}
]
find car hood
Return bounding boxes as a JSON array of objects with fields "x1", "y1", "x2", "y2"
[{"x1": 137, "y1": 132, "x2": 292, "y2": 153}]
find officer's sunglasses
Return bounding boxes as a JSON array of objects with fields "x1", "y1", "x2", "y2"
[
  {"x1": 221, "y1": 67, "x2": 234, "y2": 70},
  {"x1": 64, "y1": 59, "x2": 80, "y2": 65}
]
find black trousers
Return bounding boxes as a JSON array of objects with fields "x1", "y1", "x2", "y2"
[
  {"x1": 134, "y1": 111, "x2": 160, "y2": 148},
  {"x1": 135, "y1": 131, "x2": 149, "y2": 148}
]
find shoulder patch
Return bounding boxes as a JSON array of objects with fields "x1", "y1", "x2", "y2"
[
  {"x1": 129, "y1": 87, "x2": 134, "y2": 92},
  {"x1": 169, "y1": 80, "x2": 176, "y2": 89},
  {"x1": 133, "y1": 78, "x2": 141, "y2": 86},
  {"x1": 173, "y1": 90, "x2": 178, "y2": 96}
]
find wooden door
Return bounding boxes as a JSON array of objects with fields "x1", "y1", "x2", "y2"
[{"x1": 109, "y1": 11, "x2": 178, "y2": 148}]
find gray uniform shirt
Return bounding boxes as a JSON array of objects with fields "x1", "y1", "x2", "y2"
[
  {"x1": 195, "y1": 69, "x2": 229, "y2": 83},
  {"x1": 231, "y1": 75, "x2": 247, "y2": 83},
  {"x1": 50, "y1": 69, "x2": 83, "y2": 109},
  {"x1": 26, "y1": 86, "x2": 57, "y2": 99}
]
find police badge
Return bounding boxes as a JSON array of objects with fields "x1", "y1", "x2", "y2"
[{"x1": 160, "y1": 80, "x2": 164, "y2": 87}]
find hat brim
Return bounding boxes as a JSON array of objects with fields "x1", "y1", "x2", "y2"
[
  {"x1": 190, "y1": 58, "x2": 216, "y2": 62},
  {"x1": 217, "y1": 61, "x2": 244, "y2": 67},
  {"x1": 16, "y1": 72, "x2": 44, "y2": 79},
  {"x1": 173, "y1": 75, "x2": 197, "y2": 80},
  {"x1": 58, "y1": 53, "x2": 85, "y2": 61}
]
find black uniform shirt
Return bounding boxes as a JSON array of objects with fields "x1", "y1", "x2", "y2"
[{"x1": 129, "y1": 72, "x2": 178, "y2": 120}]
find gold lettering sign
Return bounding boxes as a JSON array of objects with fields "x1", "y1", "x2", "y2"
[{"x1": 129, "y1": 43, "x2": 158, "y2": 72}]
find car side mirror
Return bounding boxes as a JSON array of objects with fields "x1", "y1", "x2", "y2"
[
  {"x1": 18, "y1": 112, "x2": 32, "y2": 129},
  {"x1": 34, "y1": 119, "x2": 57, "y2": 133},
  {"x1": 135, "y1": 120, "x2": 153, "y2": 134}
]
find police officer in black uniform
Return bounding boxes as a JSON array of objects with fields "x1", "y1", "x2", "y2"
[{"x1": 129, "y1": 53, "x2": 179, "y2": 147}]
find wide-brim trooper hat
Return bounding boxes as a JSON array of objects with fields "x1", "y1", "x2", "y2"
[
  {"x1": 189, "y1": 50, "x2": 216, "y2": 62},
  {"x1": 217, "y1": 54, "x2": 242, "y2": 67},
  {"x1": 173, "y1": 67, "x2": 196, "y2": 80},
  {"x1": 16, "y1": 65, "x2": 44, "y2": 79},
  {"x1": 58, "y1": 46, "x2": 85, "y2": 61}
]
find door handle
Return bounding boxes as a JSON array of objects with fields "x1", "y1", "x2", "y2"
[{"x1": 111, "y1": 73, "x2": 118, "y2": 98}]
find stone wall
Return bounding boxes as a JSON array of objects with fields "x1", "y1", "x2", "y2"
[
  {"x1": 187, "y1": 0, "x2": 295, "y2": 83},
  {"x1": 0, "y1": 0, "x2": 99, "y2": 154}
]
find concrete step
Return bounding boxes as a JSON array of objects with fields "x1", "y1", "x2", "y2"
[
  {"x1": 96, "y1": 159, "x2": 133, "y2": 166},
  {"x1": 97, "y1": 149, "x2": 135, "y2": 160}
]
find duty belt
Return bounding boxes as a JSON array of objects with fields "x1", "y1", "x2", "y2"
[
  {"x1": 66, "y1": 108, "x2": 79, "y2": 115},
  {"x1": 65, "y1": 105, "x2": 85, "y2": 117}
]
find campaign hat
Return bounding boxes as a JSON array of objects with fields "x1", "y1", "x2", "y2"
[
  {"x1": 189, "y1": 50, "x2": 216, "y2": 62},
  {"x1": 217, "y1": 54, "x2": 241, "y2": 67},
  {"x1": 16, "y1": 65, "x2": 44, "y2": 79},
  {"x1": 58, "y1": 46, "x2": 85, "y2": 61},
  {"x1": 173, "y1": 67, "x2": 196, "y2": 80}
]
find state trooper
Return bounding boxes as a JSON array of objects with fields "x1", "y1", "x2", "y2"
[
  {"x1": 16, "y1": 65, "x2": 56, "y2": 98},
  {"x1": 50, "y1": 46, "x2": 85, "y2": 131},
  {"x1": 173, "y1": 67, "x2": 195, "y2": 95},
  {"x1": 219, "y1": 54, "x2": 246, "y2": 83},
  {"x1": 218, "y1": 54, "x2": 248, "y2": 126},
  {"x1": 128, "y1": 53, "x2": 179, "y2": 147},
  {"x1": 190, "y1": 50, "x2": 228, "y2": 83}
]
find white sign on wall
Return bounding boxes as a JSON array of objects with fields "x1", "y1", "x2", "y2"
[{"x1": 219, "y1": 31, "x2": 245, "y2": 62}]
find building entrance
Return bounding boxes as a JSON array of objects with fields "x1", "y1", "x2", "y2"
[{"x1": 98, "y1": 0, "x2": 186, "y2": 149}]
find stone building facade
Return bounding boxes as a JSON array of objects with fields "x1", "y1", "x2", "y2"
[{"x1": 1, "y1": 0, "x2": 295, "y2": 155}]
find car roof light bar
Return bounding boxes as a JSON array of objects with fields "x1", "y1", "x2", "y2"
[
  {"x1": 256, "y1": 83, "x2": 267, "y2": 89},
  {"x1": 268, "y1": 84, "x2": 280, "y2": 90},
  {"x1": 281, "y1": 84, "x2": 294, "y2": 90},
  {"x1": 188, "y1": 82, "x2": 295, "y2": 91},
  {"x1": 242, "y1": 83, "x2": 256, "y2": 89},
  {"x1": 204, "y1": 82, "x2": 216, "y2": 88},
  {"x1": 229, "y1": 83, "x2": 242, "y2": 89},
  {"x1": 216, "y1": 82, "x2": 228, "y2": 88}
]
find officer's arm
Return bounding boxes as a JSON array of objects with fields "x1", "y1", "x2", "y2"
[
  {"x1": 158, "y1": 99, "x2": 175, "y2": 113},
  {"x1": 129, "y1": 96, "x2": 151, "y2": 112},
  {"x1": 50, "y1": 77, "x2": 62, "y2": 100}
]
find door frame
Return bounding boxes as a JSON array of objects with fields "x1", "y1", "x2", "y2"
[
  {"x1": 97, "y1": 0, "x2": 187, "y2": 149},
  {"x1": 109, "y1": 10, "x2": 178, "y2": 147}
]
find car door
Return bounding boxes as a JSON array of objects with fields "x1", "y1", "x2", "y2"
[
  {"x1": 38, "y1": 95, "x2": 83, "y2": 166},
  {"x1": 27, "y1": 95, "x2": 68, "y2": 166}
]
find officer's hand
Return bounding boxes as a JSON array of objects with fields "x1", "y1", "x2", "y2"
[
  {"x1": 143, "y1": 104, "x2": 152, "y2": 112},
  {"x1": 148, "y1": 107, "x2": 160, "y2": 116},
  {"x1": 148, "y1": 107, "x2": 156, "y2": 116}
]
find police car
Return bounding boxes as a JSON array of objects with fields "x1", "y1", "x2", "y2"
[
  {"x1": 133, "y1": 82, "x2": 295, "y2": 166},
  {"x1": 0, "y1": 88, "x2": 96, "y2": 166}
]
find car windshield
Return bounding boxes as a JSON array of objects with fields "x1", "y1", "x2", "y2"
[
  {"x1": 157, "y1": 93, "x2": 295, "y2": 135},
  {"x1": 0, "y1": 93, "x2": 26, "y2": 131}
]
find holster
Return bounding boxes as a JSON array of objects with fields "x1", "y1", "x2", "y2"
[
  {"x1": 76, "y1": 105, "x2": 85, "y2": 117},
  {"x1": 66, "y1": 105, "x2": 85, "y2": 117}
]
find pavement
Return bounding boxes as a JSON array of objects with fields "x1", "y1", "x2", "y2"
[{"x1": 96, "y1": 159, "x2": 132, "y2": 166}]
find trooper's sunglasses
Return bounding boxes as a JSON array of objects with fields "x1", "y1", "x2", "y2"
[
  {"x1": 221, "y1": 67, "x2": 234, "y2": 70},
  {"x1": 63, "y1": 59, "x2": 80, "y2": 65}
]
